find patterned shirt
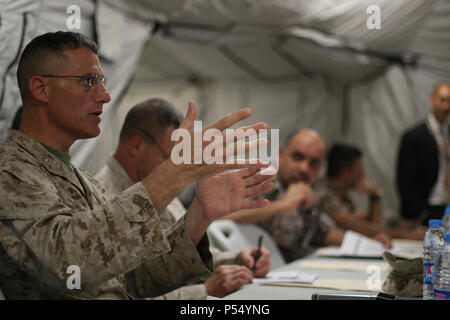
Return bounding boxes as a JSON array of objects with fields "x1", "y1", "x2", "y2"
[
  {"x1": 256, "y1": 177, "x2": 330, "y2": 262},
  {"x1": 0, "y1": 130, "x2": 213, "y2": 299},
  {"x1": 95, "y1": 156, "x2": 239, "y2": 299},
  {"x1": 313, "y1": 178, "x2": 357, "y2": 229}
]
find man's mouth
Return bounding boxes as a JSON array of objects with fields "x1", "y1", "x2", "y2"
[
  {"x1": 89, "y1": 111, "x2": 102, "y2": 122},
  {"x1": 291, "y1": 173, "x2": 309, "y2": 184}
]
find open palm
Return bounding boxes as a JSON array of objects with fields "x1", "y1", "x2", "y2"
[{"x1": 196, "y1": 165, "x2": 273, "y2": 221}]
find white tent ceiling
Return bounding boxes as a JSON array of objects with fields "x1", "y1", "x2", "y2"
[{"x1": 1, "y1": 0, "x2": 450, "y2": 217}]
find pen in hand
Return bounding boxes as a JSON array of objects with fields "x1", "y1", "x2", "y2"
[{"x1": 252, "y1": 235, "x2": 264, "y2": 275}]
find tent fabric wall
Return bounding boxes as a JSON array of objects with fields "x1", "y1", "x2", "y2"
[
  {"x1": 0, "y1": 0, "x2": 153, "y2": 174},
  {"x1": 1, "y1": 0, "x2": 450, "y2": 219}
]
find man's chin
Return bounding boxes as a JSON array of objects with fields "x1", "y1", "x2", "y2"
[{"x1": 80, "y1": 127, "x2": 101, "y2": 139}]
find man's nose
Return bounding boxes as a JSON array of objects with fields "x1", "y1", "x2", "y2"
[
  {"x1": 297, "y1": 160, "x2": 309, "y2": 172},
  {"x1": 95, "y1": 83, "x2": 111, "y2": 103}
]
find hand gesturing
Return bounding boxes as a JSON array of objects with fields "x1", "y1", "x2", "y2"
[{"x1": 196, "y1": 164, "x2": 274, "y2": 221}]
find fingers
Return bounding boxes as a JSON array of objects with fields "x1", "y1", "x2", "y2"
[
  {"x1": 222, "y1": 122, "x2": 270, "y2": 144},
  {"x1": 205, "y1": 108, "x2": 252, "y2": 132},
  {"x1": 217, "y1": 265, "x2": 253, "y2": 289},
  {"x1": 223, "y1": 138, "x2": 268, "y2": 163},
  {"x1": 255, "y1": 247, "x2": 271, "y2": 271},
  {"x1": 179, "y1": 101, "x2": 197, "y2": 131},
  {"x1": 241, "y1": 199, "x2": 270, "y2": 210},
  {"x1": 244, "y1": 181, "x2": 273, "y2": 198},
  {"x1": 240, "y1": 163, "x2": 269, "y2": 179}
]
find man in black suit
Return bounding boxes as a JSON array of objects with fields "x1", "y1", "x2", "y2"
[{"x1": 396, "y1": 82, "x2": 450, "y2": 225}]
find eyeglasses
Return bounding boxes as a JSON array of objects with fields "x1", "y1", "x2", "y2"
[
  {"x1": 41, "y1": 73, "x2": 106, "y2": 88},
  {"x1": 140, "y1": 129, "x2": 171, "y2": 160}
]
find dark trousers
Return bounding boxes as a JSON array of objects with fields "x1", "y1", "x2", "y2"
[{"x1": 420, "y1": 205, "x2": 446, "y2": 226}]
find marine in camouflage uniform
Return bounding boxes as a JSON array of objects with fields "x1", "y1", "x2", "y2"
[
  {"x1": 95, "y1": 155, "x2": 242, "y2": 299},
  {"x1": 256, "y1": 177, "x2": 330, "y2": 262},
  {"x1": 313, "y1": 178, "x2": 358, "y2": 229},
  {"x1": 0, "y1": 130, "x2": 213, "y2": 299}
]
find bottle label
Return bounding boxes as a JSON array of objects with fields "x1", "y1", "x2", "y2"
[
  {"x1": 434, "y1": 289, "x2": 450, "y2": 300},
  {"x1": 424, "y1": 263, "x2": 434, "y2": 285}
]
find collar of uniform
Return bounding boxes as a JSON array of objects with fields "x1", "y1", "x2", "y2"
[
  {"x1": 7, "y1": 129, "x2": 86, "y2": 191},
  {"x1": 107, "y1": 155, "x2": 134, "y2": 190}
]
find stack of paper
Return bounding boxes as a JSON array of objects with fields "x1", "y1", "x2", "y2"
[
  {"x1": 253, "y1": 271, "x2": 318, "y2": 284},
  {"x1": 316, "y1": 230, "x2": 421, "y2": 259},
  {"x1": 316, "y1": 231, "x2": 386, "y2": 258}
]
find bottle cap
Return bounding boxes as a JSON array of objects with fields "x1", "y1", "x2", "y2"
[
  {"x1": 429, "y1": 219, "x2": 442, "y2": 227},
  {"x1": 445, "y1": 233, "x2": 450, "y2": 242},
  {"x1": 445, "y1": 204, "x2": 450, "y2": 215}
]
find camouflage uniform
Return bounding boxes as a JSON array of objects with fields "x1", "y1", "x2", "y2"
[
  {"x1": 256, "y1": 177, "x2": 330, "y2": 262},
  {"x1": 95, "y1": 156, "x2": 239, "y2": 299},
  {"x1": 313, "y1": 178, "x2": 357, "y2": 228},
  {"x1": 0, "y1": 130, "x2": 213, "y2": 299}
]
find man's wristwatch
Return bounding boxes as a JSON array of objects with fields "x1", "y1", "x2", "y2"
[{"x1": 370, "y1": 188, "x2": 384, "y2": 201}]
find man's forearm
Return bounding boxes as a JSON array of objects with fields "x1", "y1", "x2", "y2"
[
  {"x1": 367, "y1": 197, "x2": 382, "y2": 225},
  {"x1": 184, "y1": 198, "x2": 212, "y2": 246},
  {"x1": 142, "y1": 160, "x2": 190, "y2": 215},
  {"x1": 332, "y1": 212, "x2": 382, "y2": 237},
  {"x1": 224, "y1": 200, "x2": 288, "y2": 223},
  {"x1": 323, "y1": 228, "x2": 346, "y2": 246},
  {"x1": 143, "y1": 162, "x2": 211, "y2": 246}
]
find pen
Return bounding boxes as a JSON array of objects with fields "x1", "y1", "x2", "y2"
[{"x1": 253, "y1": 235, "x2": 264, "y2": 274}]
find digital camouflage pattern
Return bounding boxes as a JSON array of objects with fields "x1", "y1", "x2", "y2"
[
  {"x1": 314, "y1": 178, "x2": 357, "y2": 228},
  {"x1": 382, "y1": 252, "x2": 423, "y2": 297},
  {"x1": 95, "y1": 156, "x2": 239, "y2": 299},
  {"x1": 0, "y1": 130, "x2": 213, "y2": 299},
  {"x1": 256, "y1": 177, "x2": 330, "y2": 262}
]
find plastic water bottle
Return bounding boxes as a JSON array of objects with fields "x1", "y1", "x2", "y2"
[
  {"x1": 423, "y1": 219, "x2": 444, "y2": 300},
  {"x1": 434, "y1": 233, "x2": 450, "y2": 300},
  {"x1": 442, "y1": 205, "x2": 450, "y2": 234}
]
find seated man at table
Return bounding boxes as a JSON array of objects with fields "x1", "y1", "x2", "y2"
[
  {"x1": 95, "y1": 97, "x2": 271, "y2": 299},
  {"x1": 225, "y1": 129, "x2": 390, "y2": 262},
  {"x1": 0, "y1": 31, "x2": 273, "y2": 299},
  {"x1": 314, "y1": 143, "x2": 426, "y2": 241}
]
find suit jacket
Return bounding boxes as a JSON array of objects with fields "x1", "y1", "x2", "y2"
[{"x1": 396, "y1": 122, "x2": 440, "y2": 220}]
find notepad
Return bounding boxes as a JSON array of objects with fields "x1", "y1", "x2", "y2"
[{"x1": 253, "y1": 271, "x2": 318, "y2": 284}]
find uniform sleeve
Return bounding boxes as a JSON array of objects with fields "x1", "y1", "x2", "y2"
[
  {"x1": 0, "y1": 167, "x2": 209, "y2": 293},
  {"x1": 309, "y1": 214, "x2": 331, "y2": 247},
  {"x1": 144, "y1": 284, "x2": 207, "y2": 300},
  {"x1": 315, "y1": 186, "x2": 352, "y2": 219},
  {"x1": 124, "y1": 217, "x2": 213, "y2": 298}
]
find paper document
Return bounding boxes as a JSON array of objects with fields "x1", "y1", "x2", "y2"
[
  {"x1": 253, "y1": 271, "x2": 318, "y2": 284},
  {"x1": 316, "y1": 231, "x2": 385, "y2": 258},
  {"x1": 316, "y1": 231, "x2": 390, "y2": 258},
  {"x1": 298, "y1": 259, "x2": 390, "y2": 272},
  {"x1": 261, "y1": 278, "x2": 380, "y2": 292},
  {"x1": 316, "y1": 231, "x2": 422, "y2": 259}
]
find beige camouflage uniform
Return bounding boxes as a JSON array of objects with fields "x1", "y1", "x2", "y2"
[
  {"x1": 256, "y1": 177, "x2": 330, "y2": 262},
  {"x1": 95, "y1": 156, "x2": 240, "y2": 299},
  {"x1": 0, "y1": 130, "x2": 213, "y2": 299}
]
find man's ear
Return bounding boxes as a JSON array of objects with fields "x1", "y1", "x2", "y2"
[
  {"x1": 29, "y1": 76, "x2": 50, "y2": 103},
  {"x1": 129, "y1": 136, "x2": 145, "y2": 158}
]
